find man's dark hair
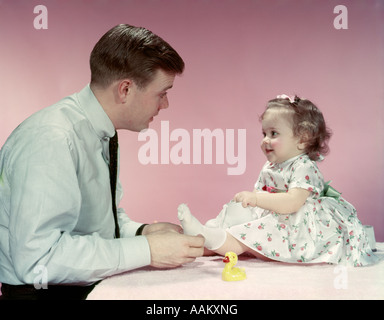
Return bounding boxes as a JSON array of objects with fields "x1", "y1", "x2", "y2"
[{"x1": 90, "y1": 24, "x2": 185, "y2": 88}]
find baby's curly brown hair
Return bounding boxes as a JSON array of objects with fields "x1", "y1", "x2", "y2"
[{"x1": 261, "y1": 96, "x2": 332, "y2": 161}]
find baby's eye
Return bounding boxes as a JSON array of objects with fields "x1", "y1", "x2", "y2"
[
  {"x1": 262, "y1": 131, "x2": 266, "y2": 137},
  {"x1": 271, "y1": 131, "x2": 278, "y2": 137}
]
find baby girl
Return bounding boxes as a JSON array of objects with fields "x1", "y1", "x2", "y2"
[{"x1": 178, "y1": 94, "x2": 378, "y2": 266}]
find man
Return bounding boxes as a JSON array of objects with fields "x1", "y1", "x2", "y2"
[{"x1": 0, "y1": 24, "x2": 204, "y2": 300}]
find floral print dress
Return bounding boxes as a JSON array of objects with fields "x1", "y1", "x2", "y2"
[{"x1": 227, "y1": 154, "x2": 378, "y2": 267}]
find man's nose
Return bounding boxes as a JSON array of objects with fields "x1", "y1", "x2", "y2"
[{"x1": 159, "y1": 96, "x2": 169, "y2": 110}]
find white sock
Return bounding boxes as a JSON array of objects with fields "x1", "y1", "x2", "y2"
[{"x1": 178, "y1": 204, "x2": 227, "y2": 250}]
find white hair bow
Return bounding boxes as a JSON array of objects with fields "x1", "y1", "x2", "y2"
[{"x1": 276, "y1": 94, "x2": 295, "y2": 103}]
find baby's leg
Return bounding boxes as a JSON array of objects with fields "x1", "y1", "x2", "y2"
[
  {"x1": 222, "y1": 201, "x2": 255, "y2": 228},
  {"x1": 205, "y1": 201, "x2": 255, "y2": 229},
  {"x1": 213, "y1": 233, "x2": 272, "y2": 261},
  {"x1": 212, "y1": 233, "x2": 249, "y2": 256},
  {"x1": 178, "y1": 204, "x2": 271, "y2": 260}
]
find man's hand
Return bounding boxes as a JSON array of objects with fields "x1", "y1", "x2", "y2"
[
  {"x1": 142, "y1": 222, "x2": 182, "y2": 235},
  {"x1": 146, "y1": 231, "x2": 205, "y2": 268}
]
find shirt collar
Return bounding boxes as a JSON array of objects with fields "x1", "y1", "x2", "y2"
[{"x1": 77, "y1": 84, "x2": 116, "y2": 139}]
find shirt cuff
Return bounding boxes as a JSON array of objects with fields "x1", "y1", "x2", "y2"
[
  {"x1": 119, "y1": 220, "x2": 144, "y2": 238},
  {"x1": 118, "y1": 235, "x2": 151, "y2": 270}
]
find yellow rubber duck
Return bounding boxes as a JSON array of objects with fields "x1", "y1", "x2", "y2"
[{"x1": 222, "y1": 251, "x2": 246, "y2": 281}]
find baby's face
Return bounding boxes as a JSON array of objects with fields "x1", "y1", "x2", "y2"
[{"x1": 261, "y1": 109, "x2": 305, "y2": 163}]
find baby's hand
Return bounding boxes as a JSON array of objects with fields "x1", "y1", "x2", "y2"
[{"x1": 233, "y1": 191, "x2": 257, "y2": 208}]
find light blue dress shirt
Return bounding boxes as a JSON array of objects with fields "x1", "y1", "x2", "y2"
[{"x1": 0, "y1": 85, "x2": 151, "y2": 285}]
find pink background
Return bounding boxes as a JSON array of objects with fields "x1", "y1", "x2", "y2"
[{"x1": 0, "y1": 0, "x2": 383, "y2": 241}]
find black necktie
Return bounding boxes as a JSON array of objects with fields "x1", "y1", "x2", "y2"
[{"x1": 109, "y1": 131, "x2": 120, "y2": 238}]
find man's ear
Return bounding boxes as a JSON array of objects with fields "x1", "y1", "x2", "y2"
[{"x1": 116, "y1": 79, "x2": 134, "y2": 103}]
